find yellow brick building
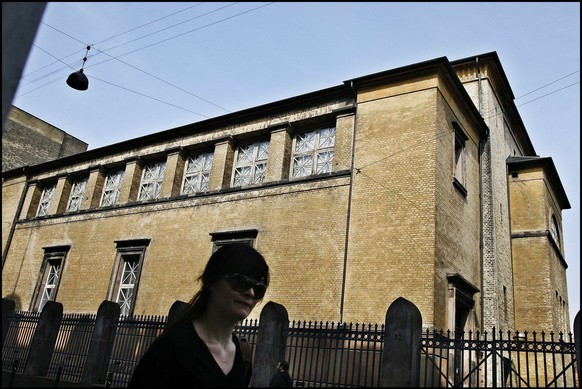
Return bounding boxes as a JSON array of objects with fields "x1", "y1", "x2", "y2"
[{"x1": 1, "y1": 52, "x2": 571, "y2": 336}]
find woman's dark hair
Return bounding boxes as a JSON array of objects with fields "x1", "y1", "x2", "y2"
[{"x1": 167, "y1": 243, "x2": 269, "y2": 330}]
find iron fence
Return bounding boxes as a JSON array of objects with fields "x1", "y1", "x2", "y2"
[
  {"x1": 421, "y1": 328, "x2": 578, "y2": 387},
  {"x1": 2, "y1": 310, "x2": 578, "y2": 387},
  {"x1": 2, "y1": 310, "x2": 40, "y2": 374}
]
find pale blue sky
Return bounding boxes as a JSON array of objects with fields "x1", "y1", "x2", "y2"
[{"x1": 12, "y1": 2, "x2": 580, "y2": 329}]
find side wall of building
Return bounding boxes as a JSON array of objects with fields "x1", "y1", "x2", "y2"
[
  {"x1": 343, "y1": 69, "x2": 483, "y2": 328},
  {"x1": 509, "y1": 167, "x2": 570, "y2": 333},
  {"x1": 2, "y1": 106, "x2": 88, "y2": 172}
]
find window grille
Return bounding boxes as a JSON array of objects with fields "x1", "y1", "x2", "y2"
[
  {"x1": 36, "y1": 184, "x2": 56, "y2": 216},
  {"x1": 232, "y1": 141, "x2": 269, "y2": 187},
  {"x1": 181, "y1": 152, "x2": 213, "y2": 194},
  {"x1": 32, "y1": 246, "x2": 70, "y2": 312},
  {"x1": 291, "y1": 127, "x2": 335, "y2": 178},
  {"x1": 137, "y1": 162, "x2": 166, "y2": 201},
  {"x1": 66, "y1": 177, "x2": 88, "y2": 212},
  {"x1": 116, "y1": 255, "x2": 140, "y2": 316},
  {"x1": 109, "y1": 240, "x2": 150, "y2": 317},
  {"x1": 100, "y1": 169, "x2": 124, "y2": 207},
  {"x1": 39, "y1": 260, "x2": 62, "y2": 311}
]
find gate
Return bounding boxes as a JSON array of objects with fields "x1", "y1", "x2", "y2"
[{"x1": 421, "y1": 328, "x2": 578, "y2": 387}]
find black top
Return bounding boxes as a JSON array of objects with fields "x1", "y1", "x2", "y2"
[
  {"x1": 269, "y1": 371, "x2": 293, "y2": 387},
  {"x1": 128, "y1": 321, "x2": 249, "y2": 387}
]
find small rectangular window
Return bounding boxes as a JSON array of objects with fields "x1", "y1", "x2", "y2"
[
  {"x1": 232, "y1": 141, "x2": 269, "y2": 187},
  {"x1": 291, "y1": 126, "x2": 336, "y2": 178},
  {"x1": 66, "y1": 176, "x2": 88, "y2": 212},
  {"x1": 100, "y1": 169, "x2": 125, "y2": 207},
  {"x1": 138, "y1": 161, "x2": 166, "y2": 201},
  {"x1": 181, "y1": 152, "x2": 213, "y2": 194},
  {"x1": 36, "y1": 183, "x2": 56, "y2": 217},
  {"x1": 210, "y1": 229, "x2": 258, "y2": 253}
]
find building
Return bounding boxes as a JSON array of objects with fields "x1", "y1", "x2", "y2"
[
  {"x1": 1, "y1": 51, "x2": 571, "y2": 337},
  {"x1": 2, "y1": 106, "x2": 88, "y2": 172}
]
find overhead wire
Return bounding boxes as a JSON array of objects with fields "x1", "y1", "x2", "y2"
[
  {"x1": 15, "y1": 3, "x2": 578, "y2": 160},
  {"x1": 350, "y1": 69, "x2": 579, "y2": 220},
  {"x1": 516, "y1": 81, "x2": 579, "y2": 108},
  {"x1": 514, "y1": 70, "x2": 579, "y2": 100},
  {"x1": 358, "y1": 69, "x2": 580, "y2": 173},
  {"x1": 21, "y1": 2, "x2": 207, "y2": 80},
  {"x1": 20, "y1": 2, "x2": 269, "y2": 89},
  {"x1": 16, "y1": 2, "x2": 275, "y2": 116},
  {"x1": 351, "y1": 70, "x2": 580, "y2": 216}
]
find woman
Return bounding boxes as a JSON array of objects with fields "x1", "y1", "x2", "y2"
[{"x1": 128, "y1": 243, "x2": 269, "y2": 387}]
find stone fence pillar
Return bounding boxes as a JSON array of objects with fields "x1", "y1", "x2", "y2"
[
  {"x1": 381, "y1": 297, "x2": 422, "y2": 387},
  {"x1": 23, "y1": 301, "x2": 63, "y2": 377},
  {"x1": 250, "y1": 301, "x2": 289, "y2": 387},
  {"x1": 2, "y1": 298, "x2": 16, "y2": 348},
  {"x1": 81, "y1": 300, "x2": 120, "y2": 385}
]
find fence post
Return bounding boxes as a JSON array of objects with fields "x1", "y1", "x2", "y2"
[
  {"x1": 81, "y1": 300, "x2": 120, "y2": 385},
  {"x1": 250, "y1": 301, "x2": 289, "y2": 387},
  {"x1": 23, "y1": 300, "x2": 63, "y2": 377},
  {"x1": 2, "y1": 298, "x2": 16, "y2": 348},
  {"x1": 381, "y1": 297, "x2": 422, "y2": 387}
]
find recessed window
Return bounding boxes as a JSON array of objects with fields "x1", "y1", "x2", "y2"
[
  {"x1": 100, "y1": 169, "x2": 125, "y2": 207},
  {"x1": 210, "y1": 229, "x2": 258, "y2": 252},
  {"x1": 36, "y1": 183, "x2": 56, "y2": 217},
  {"x1": 550, "y1": 215, "x2": 560, "y2": 246},
  {"x1": 32, "y1": 246, "x2": 70, "y2": 312},
  {"x1": 137, "y1": 161, "x2": 166, "y2": 201},
  {"x1": 181, "y1": 152, "x2": 213, "y2": 194},
  {"x1": 453, "y1": 122, "x2": 468, "y2": 190},
  {"x1": 291, "y1": 126, "x2": 336, "y2": 178},
  {"x1": 232, "y1": 141, "x2": 269, "y2": 187},
  {"x1": 109, "y1": 240, "x2": 150, "y2": 316},
  {"x1": 66, "y1": 176, "x2": 88, "y2": 212}
]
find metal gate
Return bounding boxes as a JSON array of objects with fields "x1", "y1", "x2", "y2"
[{"x1": 421, "y1": 328, "x2": 578, "y2": 387}]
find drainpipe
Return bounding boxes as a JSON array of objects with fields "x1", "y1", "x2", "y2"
[{"x1": 339, "y1": 81, "x2": 358, "y2": 323}]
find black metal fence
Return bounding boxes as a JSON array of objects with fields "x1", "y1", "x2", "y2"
[
  {"x1": 2, "y1": 310, "x2": 578, "y2": 387},
  {"x1": 421, "y1": 329, "x2": 578, "y2": 387}
]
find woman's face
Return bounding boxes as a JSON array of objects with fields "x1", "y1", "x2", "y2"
[{"x1": 209, "y1": 274, "x2": 266, "y2": 321}]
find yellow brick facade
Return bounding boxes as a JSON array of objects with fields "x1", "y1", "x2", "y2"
[
  {"x1": 509, "y1": 163, "x2": 571, "y2": 333},
  {"x1": 2, "y1": 52, "x2": 572, "y2": 335}
]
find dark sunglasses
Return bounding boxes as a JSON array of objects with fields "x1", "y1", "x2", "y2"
[{"x1": 223, "y1": 273, "x2": 267, "y2": 300}]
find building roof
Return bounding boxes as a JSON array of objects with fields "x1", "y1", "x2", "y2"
[{"x1": 507, "y1": 155, "x2": 571, "y2": 209}]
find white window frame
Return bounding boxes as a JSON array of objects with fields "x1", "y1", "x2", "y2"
[
  {"x1": 66, "y1": 176, "x2": 88, "y2": 212},
  {"x1": 33, "y1": 246, "x2": 69, "y2": 312},
  {"x1": 181, "y1": 152, "x2": 213, "y2": 194},
  {"x1": 100, "y1": 169, "x2": 125, "y2": 207},
  {"x1": 108, "y1": 240, "x2": 149, "y2": 316},
  {"x1": 231, "y1": 140, "x2": 269, "y2": 188},
  {"x1": 291, "y1": 126, "x2": 336, "y2": 178},
  {"x1": 137, "y1": 161, "x2": 166, "y2": 201},
  {"x1": 36, "y1": 183, "x2": 56, "y2": 217}
]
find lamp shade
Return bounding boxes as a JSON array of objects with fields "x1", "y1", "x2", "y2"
[{"x1": 66, "y1": 69, "x2": 89, "y2": 91}]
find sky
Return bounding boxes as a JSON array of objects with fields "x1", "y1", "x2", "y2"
[{"x1": 10, "y1": 2, "x2": 580, "y2": 329}]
